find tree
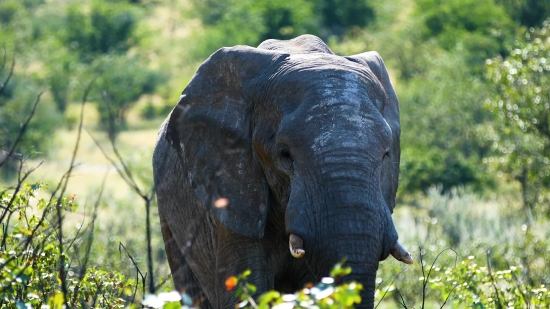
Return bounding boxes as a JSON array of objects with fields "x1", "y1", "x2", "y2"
[
  {"x1": 414, "y1": 0, "x2": 514, "y2": 71},
  {"x1": 497, "y1": 0, "x2": 550, "y2": 28},
  {"x1": 93, "y1": 56, "x2": 164, "y2": 138},
  {"x1": 64, "y1": 0, "x2": 138, "y2": 62},
  {"x1": 485, "y1": 19, "x2": 550, "y2": 219},
  {"x1": 397, "y1": 50, "x2": 494, "y2": 194}
]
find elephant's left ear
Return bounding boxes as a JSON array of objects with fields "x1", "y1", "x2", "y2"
[
  {"x1": 165, "y1": 46, "x2": 289, "y2": 239},
  {"x1": 346, "y1": 52, "x2": 400, "y2": 213}
]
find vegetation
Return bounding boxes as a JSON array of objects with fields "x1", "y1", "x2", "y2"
[{"x1": 1, "y1": 0, "x2": 549, "y2": 307}]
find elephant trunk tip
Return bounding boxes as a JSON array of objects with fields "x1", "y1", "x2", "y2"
[
  {"x1": 289, "y1": 234, "x2": 305, "y2": 258},
  {"x1": 390, "y1": 241, "x2": 413, "y2": 265}
]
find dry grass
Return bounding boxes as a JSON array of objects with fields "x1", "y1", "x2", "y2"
[{"x1": 27, "y1": 126, "x2": 160, "y2": 201}]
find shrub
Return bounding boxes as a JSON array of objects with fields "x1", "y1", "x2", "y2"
[{"x1": 0, "y1": 183, "x2": 137, "y2": 307}]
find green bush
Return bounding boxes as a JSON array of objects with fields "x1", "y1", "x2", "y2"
[
  {"x1": 64, "y1": 0, "x2": 138, "y2": 61},
  {"x1": 0, "y1": 183, "x2": 136, "y2": 307},
  {"x1": 0, "y1": 73, "x2": 64, "y2": 177},
  {"x1": 485, "y1": 19, "x2": 550, "y2": 215},
  {"x1": 188, "y1": 0, "x2": 317, "y2": 60},
  {"x1": 92, "y1": 55, "x2": 165, "y2": 136},
  {"x1": 414, "y1": 0, "x2": 514, "y2": 70},
  {"x1": 142, "y1": 262, "x2": 363, "y2": 309},
  {"x1": 429, "y1": 258, "x2": 550, "y2": 307},
  {"x1": 314, "y1": 0, "x2": 375, "y2": 36},
  {"x1": 397, "y1": 51, "x2": 494, "y2": 194}
]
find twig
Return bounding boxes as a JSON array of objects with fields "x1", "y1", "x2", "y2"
[
  {"x1": 0, "y1": 48, "x2": 15, "y2": 96},
  {"x1": 119, "y1": 242, "x2": 145, "y2": 304},
  {"x1": 394, "y1": 288, "x2": 409, "y2": 309},
  {"x1": 0, "y1": 46, "x2": 7, "y2": 72},
  {"x1": 421, "y1": 247, "x2": 458, "y2": 309},
  {"x1": 52, "y1": 79, "x2": 94, "y2": 308},
  {"x1": 375, "y1": 269, "x2": 405, "y2": 309},
  {"x1": 506, "y1": 259, "x2": 530, "y2": 308},
  {"x1": 88, "y1": 91, "x2": 157, "y2": 294},
  {"x1": 72, "y1": 173, "x2": 106, "y2": 305},
  {"x1": 486, "y1": 249, "x2": 503, "y2": 309},
  {"x1": 0, "y1": 91, "x2": 43, "y2": 170}
]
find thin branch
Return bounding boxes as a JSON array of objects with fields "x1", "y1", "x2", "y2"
[
  {"x1": 119, "y1": 242, "x2": 145, "y2": 304},
  {"x1": 0, "y1": 46, "x2": 7, "y2": 72},
  {"x1": 506, "y1": 259, "x2": 530, "y2": 308},
  {"x1": 420, "y1": 247, "x2": 426, "y2": 309},
  {"x1": 71, "y1": 173, "x2": 105, "y2": 305},
  {"x1": 486, "y1": 249, "x2": 503, "y2": 309},
  {"x1": 439, "y1": 281, "x2": 461, "y2": 308},
  {"x1": 53, "y1": 79, "x2": 94, "y2": 308},
  {"x1": 154, "y1": 272, "x2": 173, "y2": 292},
  {"x1": 421, "y1": 247, "x2": 458, "y2": 309},
  {"x1": 0, "y1": 91, "x2": 43, "y2": 169},
  {"x1": 394, "y1": 288, "x2": 409, "y2": 309},
  {"x1": 375, "y1": 269, "x2": 406, "y2": 309},
  {"x1": 0, "y1": 49, "x2": 15, "y2": 96},
  {"x1": 88, "y1": 91, "x2": 158, "y2": 294}
]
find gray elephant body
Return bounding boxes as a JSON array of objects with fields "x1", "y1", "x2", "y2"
[{"x1": 153, "y1": 35, "x2": 405, "y2": 309}]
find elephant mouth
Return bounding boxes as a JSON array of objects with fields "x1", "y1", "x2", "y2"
[{"x1": 287, "y1": 234, "x2": 412, "y2": 264}]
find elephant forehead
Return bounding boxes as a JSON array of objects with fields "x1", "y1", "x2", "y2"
[
  {"x1": 278, "y1": 97, "x2": 391, "y2": 157},
  {"x1": 309, "y1": 112, "x2": 391, "y2": 155},
  {"x1": 270, "y1": 57, "x2": 385, "y2": 112}
]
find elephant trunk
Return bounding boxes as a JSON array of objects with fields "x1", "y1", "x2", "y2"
[
  {"x1": 286, "y1": 183, "x2": 405, "y2": 308},
  {"x1": 318, "y1": 231, "x2": 382, "y2": 309},
  {"x1": 342, "y1": 263, "x2": 377, "y2": 308}
]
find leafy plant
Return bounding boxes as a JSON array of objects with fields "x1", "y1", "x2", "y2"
[
  {"x1": 142, "y1": 262, "x2": 363, "y2": 309},
  {"x1": 485, "y1": 19, "x2": 550, "y2": 217},
  {"x1": 0, "y1": 183, "x2": 137, "y2": 308}
]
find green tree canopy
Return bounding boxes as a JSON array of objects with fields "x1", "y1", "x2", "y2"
[{"x1": 485, "y1": 19, "x2": 550, "y2": 215}]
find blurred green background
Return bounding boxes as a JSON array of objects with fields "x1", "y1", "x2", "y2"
[{"x1": 1, "y1": 0, "x2": 549, "y2": 307}]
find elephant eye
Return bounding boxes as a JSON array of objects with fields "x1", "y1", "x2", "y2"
[
  {"x1": 383, "y1": 151, "x2": 390, "y2": 160},
  {"x1": 280, "y1": 149, "x2": 292, "y2": 160},
  {"x1": 279, "y1": 149, "x2": 294, "y2": 170}
]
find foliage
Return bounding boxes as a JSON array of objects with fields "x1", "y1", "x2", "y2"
[
  {"x1": 3, "y1": 0, "x2": 550, "y2": 307},
  {"x1": 64, "y1": 0, "x2": 139, "y2": 62},
  {"x1": 375, "y1": 187, "x2": 550, "y2": 307},
  {"x1": 485, "y1": 19, "x2": 550, "y2": 215},
  {"x1": 92, "y1": 55, "x2": 165, "y2": 136},
  {"x1": 315, "y1": 0, "x2": 375, "y2": 36},
  {"x1": 397, "y1": 51, "x2": 494, "y2": 194},
  {"x1": 188, "y1": 0, "x2": 317, "y2": 59},
  {"x1": 497, "y1": 0, "x2": 550, "y2": 27},
  {"x1": 142, "y1": 262, "x2": 362, "y2": 309},
  {"x1": 188, "y1": 0, "x2": 377, "y2": 59},
  {"x1": 0, "y1": 72, "x2": 63, "y2": 177},
  {"x1": 414, "y1": 0, "x2": 514, "y2": 69},
  {"x1": 0, "y1": 183, "x2": 137, "y2": 308},
  {"x1": 429, "y1": 257, "x2": 550, "y2": 308}
]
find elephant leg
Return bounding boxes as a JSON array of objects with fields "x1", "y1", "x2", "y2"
[
  {"x1": 214, "y1": 222, "x2": 272, "y2": 309},
  {"x1": 160, "y1": 214, "x2": 208, "y2": 305}
]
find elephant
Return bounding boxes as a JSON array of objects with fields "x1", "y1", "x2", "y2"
[{"x1": 152, "y1": 34, "x2": 413, "y2": 309}]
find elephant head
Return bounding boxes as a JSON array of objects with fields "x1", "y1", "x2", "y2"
[{"x1": 163, "y1": 35, "x2": 411, "y2": 307}]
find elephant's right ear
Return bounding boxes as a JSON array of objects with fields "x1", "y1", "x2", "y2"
[
  {"x1": 166, "y1": 46, "x2": 289, "y2": 239},
  {"x1": 346, "y1": 51, "x2": 400, "y2": 213}
]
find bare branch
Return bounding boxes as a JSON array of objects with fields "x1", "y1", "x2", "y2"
[
  {"x1": 0, "y1": 91, "x2": 44, "y2": 169},
  {"x1": 53, "y1": 78, "x2": 95, "y2": 308},
  {"x1": 0, "y1": 49, "x2": 15, "y2": 96},
  {"x1": 119, "y1": 242, "x2": 145, "y2": 303},
  {"x1": 375, "y1": 269, "x2": 406, "y2": 309},
  {"x1": 486, "y1": 249, "x2": 504, "y2": 309},
  {"x1": 394, "y1": 288, "x2": 409, "y2": 309}
]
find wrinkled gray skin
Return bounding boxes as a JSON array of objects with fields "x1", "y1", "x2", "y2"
[{"x1": 153, "y1": 35, "x2": 403, "y2": 309}]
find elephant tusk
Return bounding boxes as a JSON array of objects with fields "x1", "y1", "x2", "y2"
[
  {"x1": 289, "y1": 234, "x2": 305, "y2": 258},
  {"x1": 390, "y1": 241, "x2": 413, "y2": 265}
]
